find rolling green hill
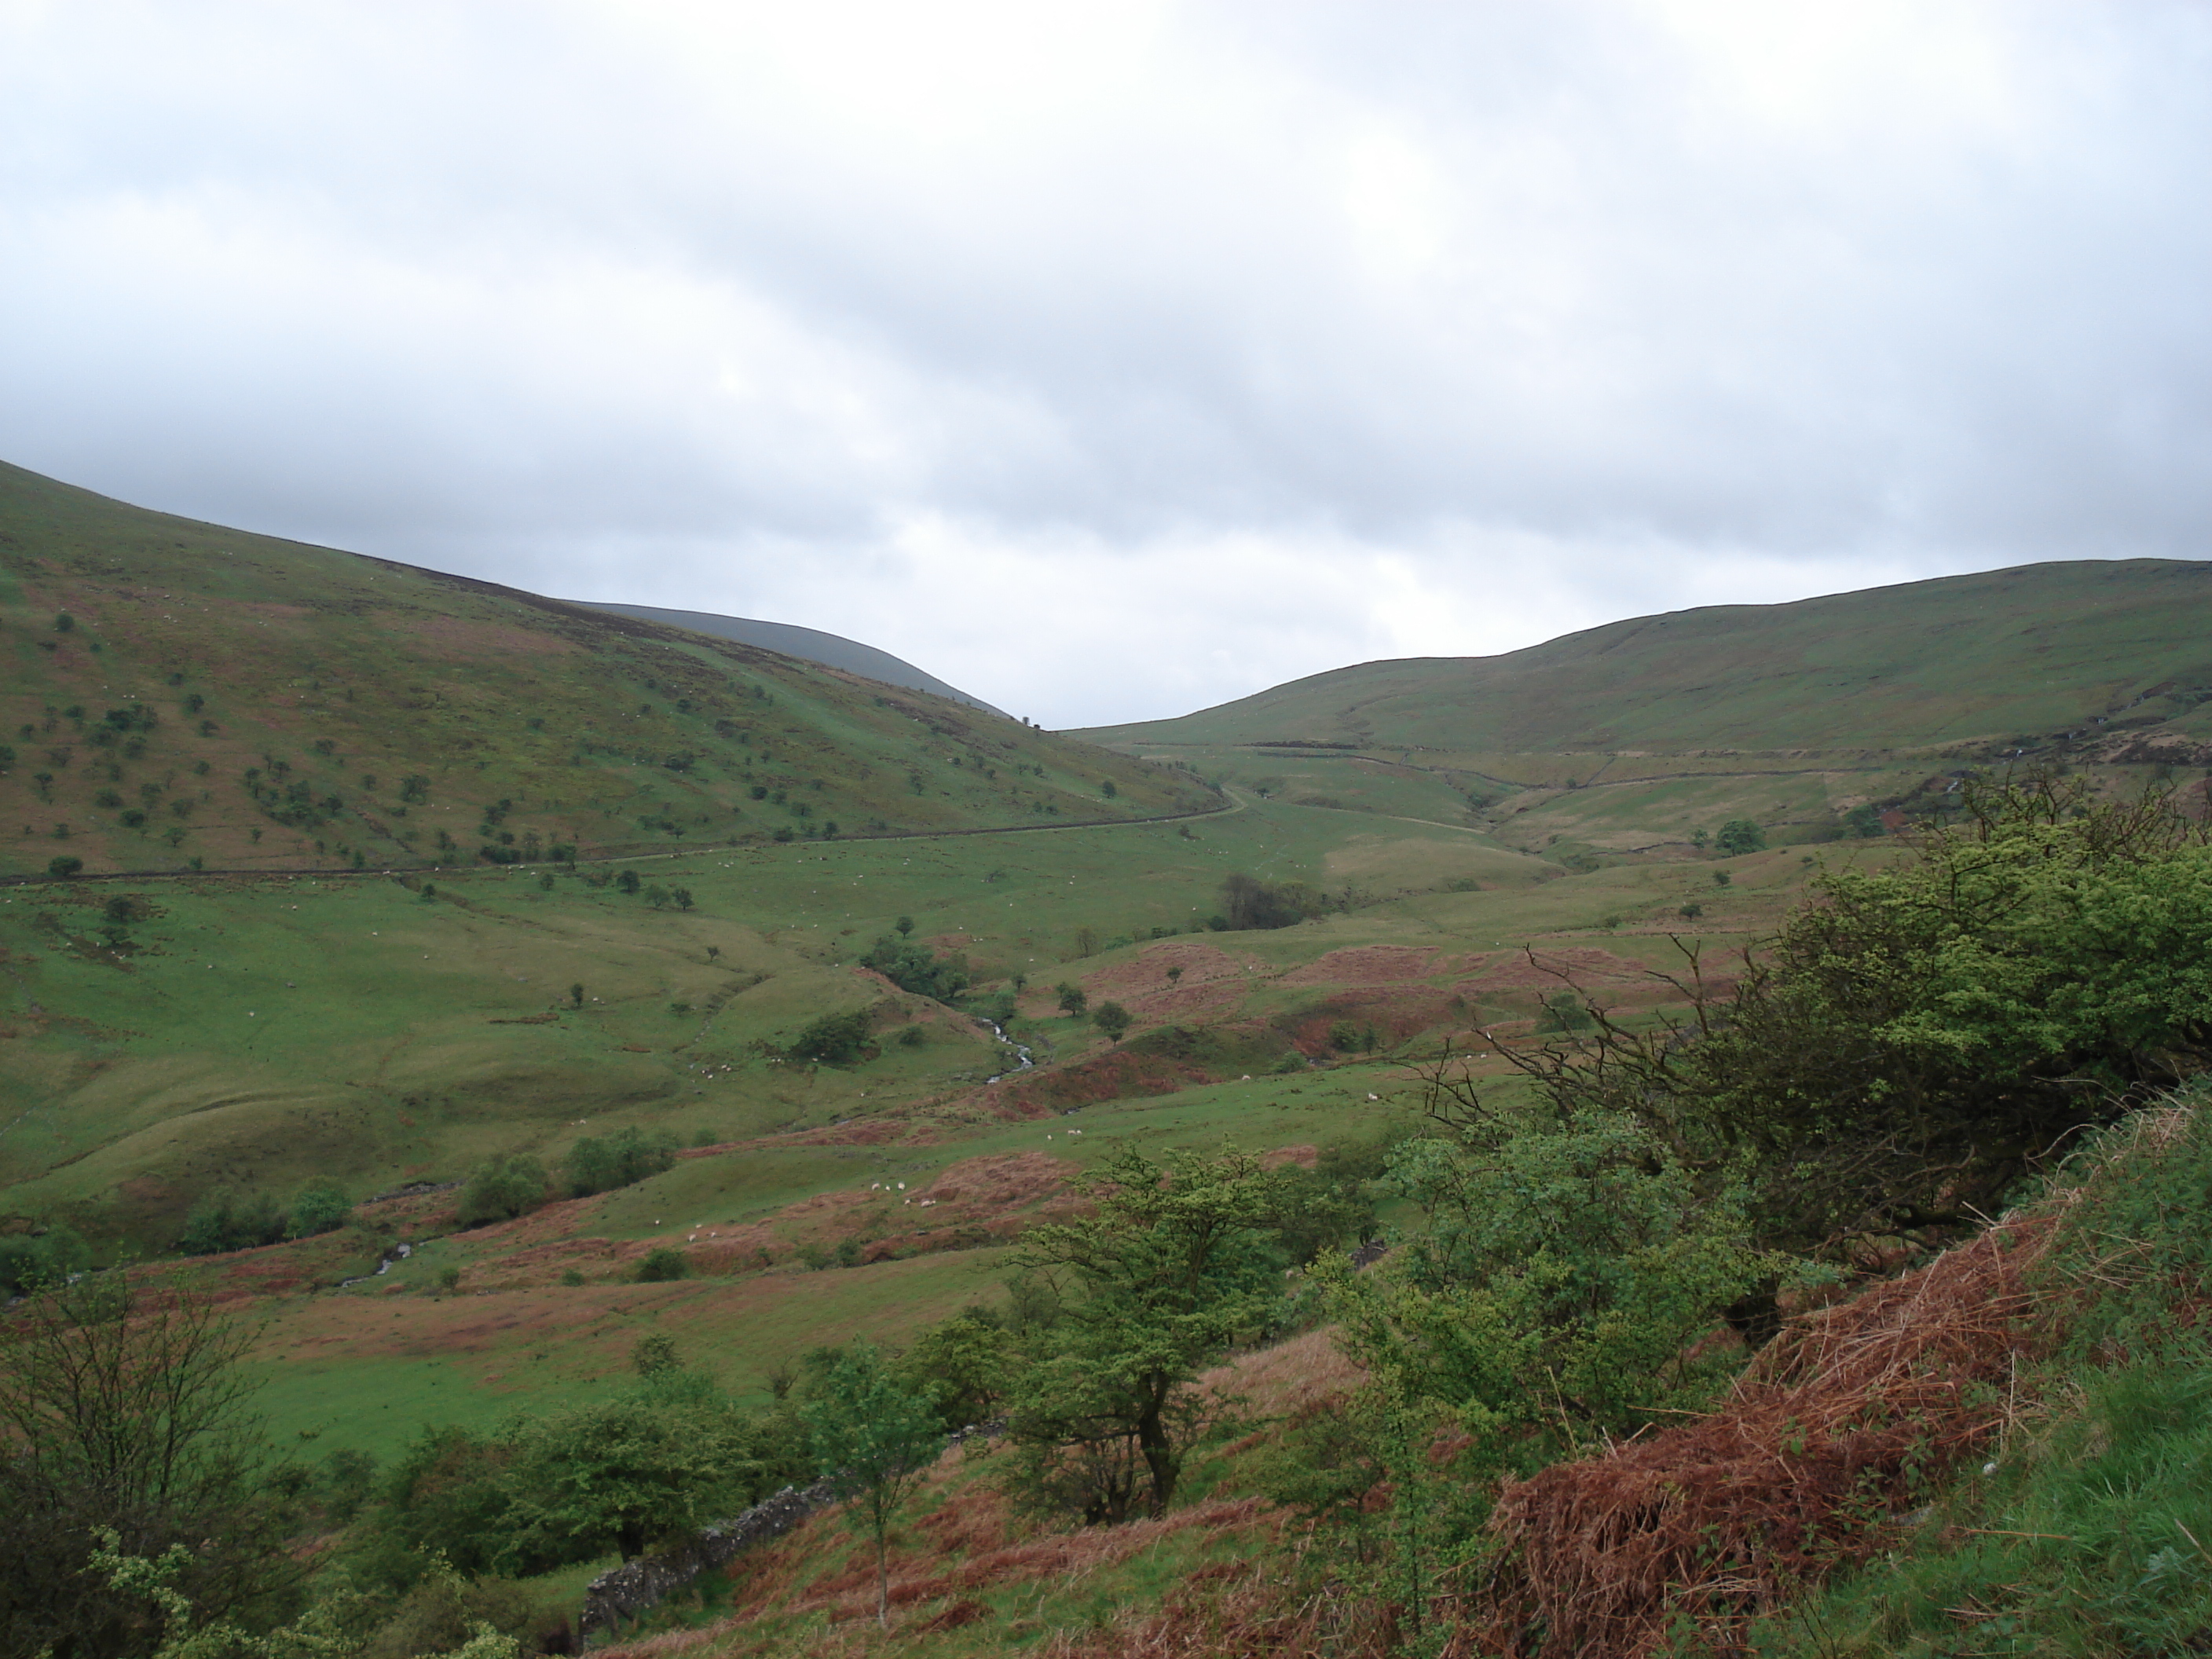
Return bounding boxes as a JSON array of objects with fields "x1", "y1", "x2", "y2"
[
  {"x1": 1081, "y1": 559, "x2": 2212, "y2": 754},
  {"x1": 0, "y1": 460, "x2": 1212, "y2": 882}
]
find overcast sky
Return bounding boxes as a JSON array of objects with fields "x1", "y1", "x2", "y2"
[{"x1": 3, "y1": 2, "x2": 2207, "y2": 726}]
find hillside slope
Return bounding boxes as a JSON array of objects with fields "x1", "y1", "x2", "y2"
[
  {"x1": 573, "y1": 601, "x2": 1007, "y2": 717},
  {"x1": 1081, "y1": 560, "x2": 2212, "y2": 754},
  {"x1": 0, "y1": 460, "x2": 1209, "y2": 879}
]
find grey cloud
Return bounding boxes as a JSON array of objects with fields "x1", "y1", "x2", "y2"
[{"x1": 2, "y1": 1, "x2": 2207, "y2": 724}]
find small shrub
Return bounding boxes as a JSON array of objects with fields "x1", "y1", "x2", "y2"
[
  {"x1": 636, "y1": 1247, "x2": 688, "y2": 1283},
  {"x1": 436, "y1": 1265, "x2": 461, "y2": 1292}
]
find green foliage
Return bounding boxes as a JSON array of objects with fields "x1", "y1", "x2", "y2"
[
  {"x1": 48, "y1": 854, "x2": 83, "y2": 877},
  {"x1": 455, "y1": 1154, "x2": 547, "y2": 1226},
  {"x1": 632, "y1": 1334, "x2": 681, "y2": 1376},
  {"x1": 1332, "y1": 1078, "x2": 1785, "y2": 1469},
  {"x1": 284, "y1": 1181, "x2": 351, "y2": 1240},
  {"x1": 1715, "y1": 818, "x2": 1767, "y2": 855},
  {"x1": 179, "y1": 1188, "x2": 287, "y2": 1256},
  {"x1": 1514, "y1": 779, "x2": 2212, "y2": 1251},
  {"x1": 563, "y1": 1127, "x2": 676, "y2": 1199},
  {"x1": 783, "y1": 1009, "x2": 873, "y2": 1064},
  {"x1": 1055, "y1": 981, "x2": 1088, "y2": 1018},
  {"x1": 1270, "y1": 1129, "x2": 1410, "y2": 1266},
  {"x1": 859, "y1": 933, "x2": 970, "y2": 1001},
  {"x1": 801, "y1": 1342, "x2": 943, "y2": 1628},
  {"x1": 0, "y1": 1276, "x2": 295, "y2": 1659},
  {"x1": 895, "y1": 1306, "x2": 1023, "y2": 1430},
  {"x1": 0, "y1": 1224, "x2": 90, "y2": 1294},
  {"x1": 1093, "y1": 1000, "x2": 1133, "y2": 1042},
  {"x1": 1328, "y1": 1020, "x2": 1380, "y2": 1053},
  {"x1": 1004, "y1": 1146, "x2": 1291, "y2": 1523},
  {"x1": 355, "y1": 1368, "x2": 785, "y2": 1580},
  {"x1": 615, "y1": 869, "x2": 641, "y2": 895},
  {"x1": 635, "y1": 1247, "x2": 688, "y2": 1283},
  {"x1": 1220, "y1": 871, "x2": 1325, "y2": 930}
]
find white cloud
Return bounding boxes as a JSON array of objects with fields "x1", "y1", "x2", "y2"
[{"x1": 1, "y1": 0, "x2": 2207, "y2": 723}]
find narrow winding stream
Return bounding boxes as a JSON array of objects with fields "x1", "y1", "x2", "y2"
[{"x1": 980, "y1": 1019, "x2": 1035, "y2": 1084}]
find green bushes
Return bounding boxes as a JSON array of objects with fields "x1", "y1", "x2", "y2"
[
  {"x1": 1219, "y1": 871, "x2": 1325, "y2": 930},
  {"x1": 347, "y1": 1359, "x2": 800, "y2": 1580},
  {"x1": 178, "y1": 1188, "x2": 288, "y2": 1255},
  {"x1": 564, "y1": 1126, "x2": 676, "y2": 1199},
  {"x1": 1500, "y1": 778, "x2": 2212, "y2": 1254},
  {"x1": 859, "y1": 933, "x2": 971, "y2": 1001},
  {"x1": 636, "y1": 1247, "x2": 688, "y2": 1282},
  {"x1": 455, "y1": 1154, "x2": 548, "y2": 1226},
  {"x1": 0, "y1": 1225, "x2": 90, "y2": 1294}
]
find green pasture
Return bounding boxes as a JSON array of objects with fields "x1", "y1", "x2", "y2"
[{"x1": 0, "y1": 789, "x2": 1824, "y2": 1247}]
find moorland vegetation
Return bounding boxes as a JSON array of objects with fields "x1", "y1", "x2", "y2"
[{"x1": 13, "y1": 462, "x2": 2212, "y2": 1654}]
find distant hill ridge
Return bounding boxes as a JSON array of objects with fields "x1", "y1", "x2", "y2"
[
  {"x1": 573, "y1": 601, "x2": 1007, "y2": 717},
  {"x1": 1082, "y1": 560, "x2": 2212, "y2": 754}
]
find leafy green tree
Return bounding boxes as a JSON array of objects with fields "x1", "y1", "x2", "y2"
[
  {"x1": 635, "y1": 1247, "x2": 688, "y2": 1283},
  {"x1": 48, "y1": 855, "x2": 83, "y2": 878},
  {"x1": 1054, "y1": 982, "x2": 1088, "y2": 1018},
  {"x1": 802, "y1": 1342, "x2": 943, "y2": 1629},
  {"x1": 456, "y1": 1154, "x2": 548, "y2": 1225},
  {"x1": 783, "y1": 1010, "x2": 873, "y2": 1064},
  {"x1": 565, "y1": 1127, "x2": 676, "y2": 1198},
  {"x1": 1004, "y1": 1146, "x2": 1291, "y2": 1522},
  {"x1": 897, "y1": 1307, "x2": 1024, "y2": 1430},
  {"x1": 285, "y1": 1181, "x2": 351, "y2": 1240},
  {"x1": 0, "y1": 1274, "x2": 297, "y2": 1658},
  {"x1": 1714, "y1": 818, "x2": 1767, "y2": 855},
  {"x1": 1844, "y1": 802, "x2": 1886, "y2": 838},
  {"x1": 1219, "y1": 872, "x2": 1323, "y2": 930},
  {"x1": 1093, "y1": 1001, "x2": 1133, "y2": 1042},
  {"x1": 894, "y1": 915, "x2": 914, "y2": 936},
  {"x1": 615, "y1": 868, "x2": 641, "y2": 895}
]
